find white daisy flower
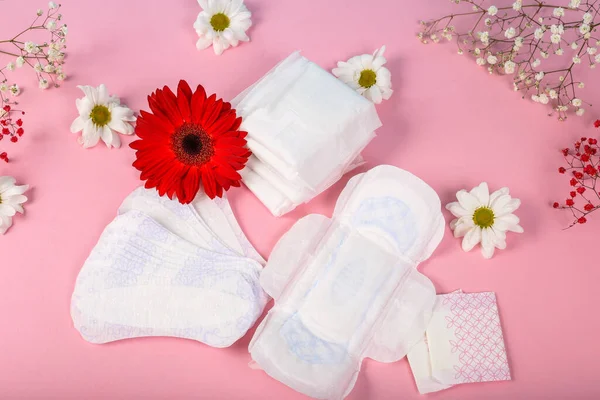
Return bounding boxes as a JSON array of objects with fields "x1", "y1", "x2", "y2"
[
  {"x1": 70, "y1": 84, "x2": 136, "y2": 149},
  {"x1": 446, "y1": 182, "x2": 523, "y2": 259},
  {"x1": 194, "y1": 0, "x2": 252, "y2": 56},
  {"x1": 0, "y1": 176, "x2": 29, "y2": 235},
  {"x1": 332, "y1": 46, "x2": 393, "y2": 104}
]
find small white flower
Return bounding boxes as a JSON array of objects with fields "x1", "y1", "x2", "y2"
[
  {"x1": 46, "y1": 20, "x2": 56, "y2": 30},
  {"x1": 580, "y1": 24, "x2": 590, "y2": 35},
  {"x1": 504, "y1": 60, "x2": 516, "y2": 74},
  {"x1": 553, "y1": 7, "x2": 565, "y2": 17},
  {"x1": 559, "y1": 75, "x2": 565, "y2": 82},
  {"x1": 538, "y1": 93, "x2": 549, "y2": 104},
  {"x1": 549, "y1": 89, "x2": 558, "y2": 99},
  {"x1": 513, "y1": 36, "x2": 524, "y2": 50},
  {"x1": 572, "y1": 98, "x2": 582, "y2": 107},
  {"x1": 57, "y1": 72, "x2": 66, "y2": 81},
  {"x1": 487, "y1": 55, "x2": 498, "y2": 64},
  {"x1": 474, "y1": 48, "x2": 481, "y2": 55},
  {"x1": 0, "y1": 177, "x2": 29, "y2": 235},
  {"x1": 333, "y1": 46, "x2": 393, "y2": 104},
  {"x1": 588, "y1": 47, "x2": 598, "y2": 55},
  {"x1": 534, "y1": 27, "x2": 545, "y2": 40},
  {"x1": 39, "y1": 78, "x2": 49, "y2": 90},
  {"x1": 49, "y1": 1, "x2": 58, "y2": 9},
  {"x1": 37, "y1": 9, "x2": 43, "y2": 16},
  {"x1": 446, "y1": 182, "x2": 523, "y2": 259},
  {"x1": 569, "y1": 0, "x2": 581, "y2": 9},
  {"x1": 596, "y1": 54, "x2": 600, "y2": 63},
  {"x1": 576, "y1": 108, "x2": 585, "y2": 116},
  {"x1": 535, "y1": 71, "x2": 544, "y2": 81},
  {"x1": 488, "y1": 5, "x2": 498, "y2": 15},
  {"x1": 541, "y1": 51, "x2": 549, "y2": 59},
  {"x1": 571, "y1": 42, "x2": 579, "y2": 50},
  {"x1": 532, "y1": 58, "x2": 541, "y2": 68},
  {"x1": 485, "y1": 18, "x2": 492, "y2": 26},
  {"x1": 70, "y1": 84, "x2": 136, "y2": 149},
  {"x1": 44, "y1": 64, "x2": 55, "y2": 73},
  {"x1": 550, "y1": 24, "x2": 564, "y2": 35},
  {"x1": 551, "y1": 33, "x2": 562, "y2": 44},
  {"x1": 476, "y1": 57, "x2": 486, "y2": 66},
  {"x1": 24, "y1": 41, "x2": 38, "y2": 54},
  {"x1": 194, "y1": 0, "x2": 252, "y2": 55},
  {"x1": 513, "y1": 0, "x2": 522, "y2": 11},
  {"x1": 479, "y1": 31, "x2": 490, "y2": 45},
  {"x1": 583, "y1": 12, "x2": 593, "y2": 24},
  {"x1": 505, "y1": 27, "x2": 517, "y2": 39},
  {"x1": 573, "y1": 56, "x2": 581, "y2": 64},
  {"x1": 9, "y1": 84, "x2": 20, "y2": 96},
  {"x1": 34, "y1": 63, "x2": 43, "y2": 72},
  {"x1": 0, "y1": 83, "x2": 7, "y2": 92},
  {"x1": 60, "y1": 25, "x2": 68, "y2": 35},
  {"x1": 578, "y1": 82, "x2": 585, "y2": 88},
  {"x1": 15, "y1": 56, "x2": 25, "y2": 68},
  {"x1": 555, "y1": 48, "x2": 564, "y2": 55},
  {"x1": 6, "y1": 62, "x2": 15, "y2": 71}
]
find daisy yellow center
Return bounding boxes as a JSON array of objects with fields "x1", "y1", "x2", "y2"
[
  {"x1": 473, "y1": 207, "x2": 495, "y2": 228},
  {"x1": 358, "y1": 69, "x2": 377, "y2": 88},
  {"x1": 210, "y1": 13, "x2": 230, "y2": 32},
  {"x1": 90, "y1": 105, "x2": 111, "y2": 127},
  {"x1": 172, "y1": 123, "x2": 214, "y2": 166}
]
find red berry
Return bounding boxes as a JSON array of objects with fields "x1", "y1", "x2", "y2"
[
  {"x1": 0, "y1": 120, "x2": 6, "y2": 126},
  {"x1": 2, "y1": 128, "x2": 9, "y2": 135},
  {"x1": 590, "y1": 138, "x2": 598, "y2": 145},
  {"x1": 581, "y1": 154, "x2": 590, "y2": 162},
  {"x1": 10, "y1": 136, "x2": 17, "y2": 143},
  {"x1": 595, "y1": 120, "x2": 600, "y2": 128},
  {"x1": 553, "y1": 202, "x2": 560, "y2": 208},
  {"x1": 566, "y1": 199, "x2": 575, "y2": 206},
  {"x1": 16, "y1": 127, "x2": 24, "y2": 136},
  {"x1": 578, "y1": 217, "x2": 587, "y2": 224},
  {"x1": 3, "y1": 105, "x2": 10, "y2": 112},
  {"x1": 570, "y1": 191, "x2": 577, "y2": 198},
  {"x1": 584, "y1": 165, "x2": 598, "y2": 175},
  {"x1": 584, "y1": 203, "x2": 594, "y2": 211},
  {"x1": 16, "y1": 119, "x2": 22, "y2": 127},
  {"x1": 577, "y1": 187, "x2": 586, "y2": 194},
  {"x1": 562, "y1": 148, "x2": 570, "y2": 156},
  {"x1": 575, "y1": 141, "x2": 581, "y2": 148},
  {"x1": 592, "y1": 148, "x2": 598, "y2": 155},
  {"x1": 574, "y1": 171, "x2": 584, "y2": 179},
  {"x1": 584, "y1": 145, "x2": 592, "y2": 154},
  {"x1": 570, "y1": 178, "x2": 578, "y2": 186},
  {"x1": 559, "y1": 167, "x2": 567, "y2": 174},
  {"x1": 581, "y1": 137, "x2": 587, "y2": 141}
]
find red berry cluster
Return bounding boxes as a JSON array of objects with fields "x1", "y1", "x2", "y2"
[
  {"x1": 0, "y1": 101, "x2": 25, "y2": 163},
  {"x1": 554, "y1": 120, "x2": 600, "y2": 227}
]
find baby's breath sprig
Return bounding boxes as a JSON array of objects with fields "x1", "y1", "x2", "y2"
[{"x1": 419, "y1": 0, "x2": 600, "y2": 121}]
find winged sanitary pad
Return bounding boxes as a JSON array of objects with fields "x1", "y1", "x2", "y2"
[{"x1": 249, "y1": 165, "x2": 445, "y2": 399}]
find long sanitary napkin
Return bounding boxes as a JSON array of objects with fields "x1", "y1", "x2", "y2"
[{"x1": 249, "y1": 165, "x2": 446, "y2": 399}]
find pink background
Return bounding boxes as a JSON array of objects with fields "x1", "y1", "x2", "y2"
[{"x1": 1, "y1": 0, "x2": 599, "y2": 398}]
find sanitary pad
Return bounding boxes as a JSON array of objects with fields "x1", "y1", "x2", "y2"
[
  {"x1": 248, "y1": 165, "x2": 445, "y2": 399},
  {"x1": 71, "y1": 187, "x2": 268, "y2": 347},
  {"x1": 407, "y1": 291, "x2": 511, "y2": 394},
  {"x1": 232, "y1": 51, "x2": 382, "y2": 216}
]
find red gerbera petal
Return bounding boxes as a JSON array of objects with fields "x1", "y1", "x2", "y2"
[{"x1": 131, "y1": 80, "x2": 250, "y2": 203}]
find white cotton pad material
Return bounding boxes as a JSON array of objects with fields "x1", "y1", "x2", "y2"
[
  {"x1": 72, "y1": 188, "x2": 268, "y2": 347},
  {"x1": 249, "y1": 165, "x2": 445, "y2": 399},
  {"x1": 232, "y1": 51, "x2": 382, "y2": 216}
]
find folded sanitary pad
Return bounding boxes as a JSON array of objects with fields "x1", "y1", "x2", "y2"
[
  {"x1": 407, "y1": 291, "x2": 511, "y2": 394},
  {"x1": 232, "y1": 52, "x2": 382, "y2": 216},
  {"x1": 71, "y1": 187, "x2": 268, "y2": 347},
  {"x1": 248, "y1": 165, "x2": 446, "y2": 399}
]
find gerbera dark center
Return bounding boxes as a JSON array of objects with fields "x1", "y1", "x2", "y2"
[
  {"x1": 358, "y1": 69, "x2": 377, "y2": 88},
  {"x1": 210, "y1": 13, "x2": 230, "y2": 32},
  {"x1": 90, "y1": 105, "x2": 111, "y2": 127},
  {"x1": 182, "y1": 134, "x2": 203, "y2": 155},
  {"x1": 172, "y1": 123, "x2": 214, "y2": 166}
]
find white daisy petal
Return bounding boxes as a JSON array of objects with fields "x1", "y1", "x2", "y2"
[
  {"x1": 462, "y1": 226, "x2": 482, "y2": 252},
  {"x1": 495, "y1": 198, "x2": 521, "y2": 217},
  {"x1": 480, "y1": 228, "x2": 496, "y2": 259},
  {"x1": 446, "y1": 201, "x2": 471, "y2": 217},
  {"x1": 70, "y1": 116, "x2": 85, "y2": 133},
  {"x1": 0, "y1": 215, "x2": 13, "y2": 234},
  {"x1": 0, "y1": 204, "x2": 16, "y2": 217},
  {"x1": 452, "y1": 218, "x2": 474, "y2": 238},
  {"x1": 368, "y1": 85, "x2": 383, "y2": 104},
  {"x1": 470, "y1": 182, "x2": 490, "y2": 205},
  {"x1": 489, "y1": 187, "x2": 510, "y2": 205},
  {"x1": 456, "y1": 190, "x2": 480, "y2": 212}
]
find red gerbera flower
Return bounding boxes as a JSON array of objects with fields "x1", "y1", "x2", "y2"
[{"x1": 130, "y1": 80, "x2": 251, "y2": 203}]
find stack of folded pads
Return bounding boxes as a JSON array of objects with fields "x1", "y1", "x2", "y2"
[{"x1": 232, "y1": 51, "x2": 382, "y2": 216}]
